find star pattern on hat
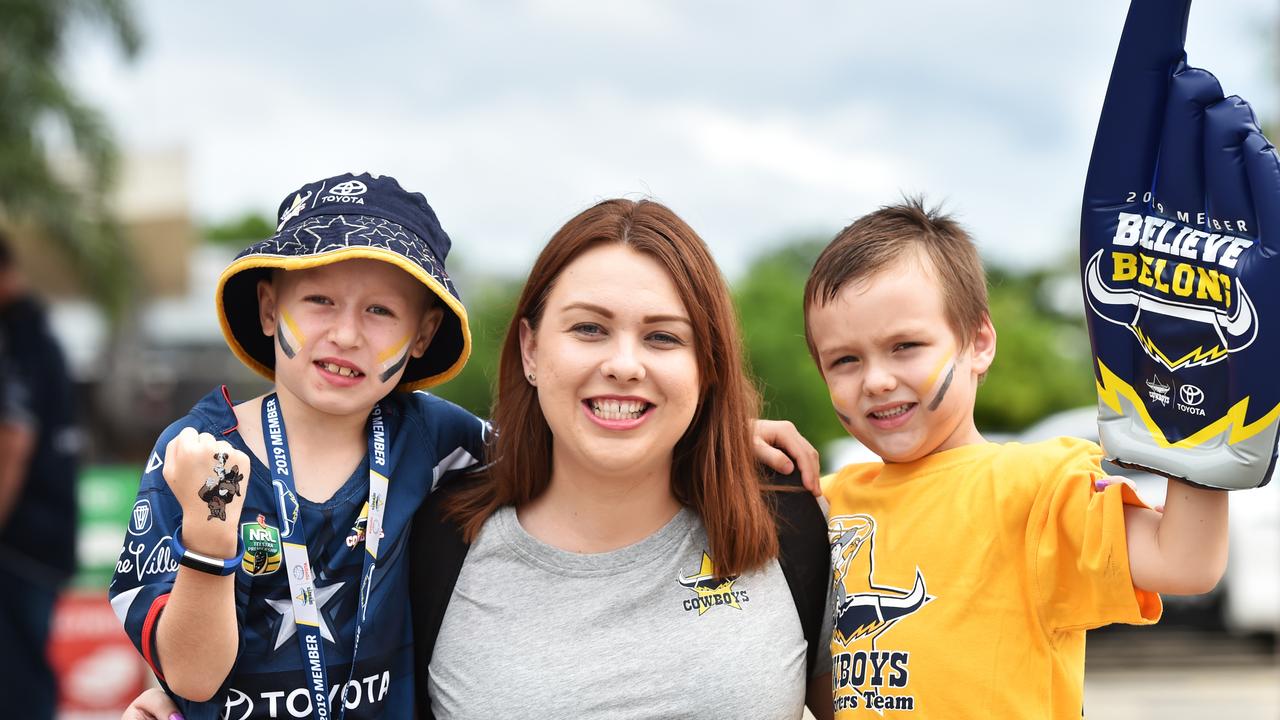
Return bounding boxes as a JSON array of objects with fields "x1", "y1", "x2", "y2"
[
  {"x1": 272, "y1": 231, "x2": 307, "y2": 256},
  {"x1": 235, "y1": 215, "x2": 457, "y2": 296}
]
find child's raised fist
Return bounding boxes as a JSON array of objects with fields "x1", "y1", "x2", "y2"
[{"x1": 162, "y1": 427, "x2": 250, "y2": 554}]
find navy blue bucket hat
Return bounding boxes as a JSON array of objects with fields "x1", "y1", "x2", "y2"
[{"x1": 216, "y1": 172, "x2": 471, "y2": 390}]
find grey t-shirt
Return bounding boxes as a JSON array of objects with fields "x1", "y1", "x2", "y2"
[{"x1": 429, "y1": 505, "x2": 821, "y2": 719}]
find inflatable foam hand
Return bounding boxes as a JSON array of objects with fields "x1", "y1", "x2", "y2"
[{"x1": 1082, "y1": 0, "x2": 1280, "y2": 490}]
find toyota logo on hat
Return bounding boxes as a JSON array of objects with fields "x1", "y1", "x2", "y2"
[
  {"x1": 1178, "y1": 384, "x2": 1204, "y2": 407},
  {"x1": 328, "y1": 180, "x2": 368, "y2": 196}
]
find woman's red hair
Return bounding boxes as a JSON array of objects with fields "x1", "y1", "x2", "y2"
[{"x1": 447, "y1": 199, "x2": 778, "y2": 576}]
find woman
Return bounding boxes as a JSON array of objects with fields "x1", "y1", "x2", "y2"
[
  {"x1": 414, "y1": 199, "x2": 831, "y2": 719},
  {"x1": 123, "y1": 199, "x2": 831, "y2": 719}
]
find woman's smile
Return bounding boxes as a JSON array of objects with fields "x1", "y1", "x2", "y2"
[{"x1": 582, "y1": 395, "x2": 655, "y2": 428}]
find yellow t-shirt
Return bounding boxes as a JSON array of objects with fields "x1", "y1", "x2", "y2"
[{"x1": 822, "y1": 438, "x2": 1161, "y2": 718}]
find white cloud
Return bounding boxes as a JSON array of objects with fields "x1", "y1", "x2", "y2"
[
  {"x1": 669, "y1": 104, "x2": 900, "y2": 196},
  {"x1": 63, "y1": 0, "x2": 1280, "y2": 279}
]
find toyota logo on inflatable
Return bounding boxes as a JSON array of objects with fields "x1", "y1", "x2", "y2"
[{"x1": 1178, "y1": 384, "x2": 1204, "y2": 407}]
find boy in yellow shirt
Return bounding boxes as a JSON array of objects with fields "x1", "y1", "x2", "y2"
[{"x1": 804, "y1": 201, "x2": 1227, "y2": 718}]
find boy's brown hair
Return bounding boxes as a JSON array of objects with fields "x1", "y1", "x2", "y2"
[{"x1": 803, "y1": 197, "x2": 990, "y2": 364}]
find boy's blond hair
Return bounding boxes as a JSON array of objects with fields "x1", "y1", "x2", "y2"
[{"x1": 803, "y1": 197, "x2": 990, "y2": 364}]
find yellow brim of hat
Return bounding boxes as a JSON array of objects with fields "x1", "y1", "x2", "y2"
[{"x1": 215, "y1": 246, "x2": 471, "y2": 391}]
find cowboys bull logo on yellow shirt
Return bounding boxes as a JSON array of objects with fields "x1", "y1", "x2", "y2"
[{"x1": 830, "y1": 514, "x2": 932, "y2": 714}]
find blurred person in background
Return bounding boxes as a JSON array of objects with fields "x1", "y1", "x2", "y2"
[{"x1": 0, "y1": 229, "x2": 80, "y2": 720}]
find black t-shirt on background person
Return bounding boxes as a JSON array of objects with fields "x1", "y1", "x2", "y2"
[{"x1": 0, "y1": 296, "x2": 79, "y2": 586}]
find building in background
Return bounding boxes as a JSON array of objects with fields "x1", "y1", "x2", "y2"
[{"x1": 6, "y1": 149, "x2": 266, "y2": 463}]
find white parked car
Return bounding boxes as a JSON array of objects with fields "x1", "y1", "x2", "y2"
[{"x1": 824, "y1": 437, "x2": 882, "y2": 470}]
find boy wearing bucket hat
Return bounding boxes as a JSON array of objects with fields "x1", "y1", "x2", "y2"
[{"x1": 108, "y1": 173, "x2": 487, "y2": 719}]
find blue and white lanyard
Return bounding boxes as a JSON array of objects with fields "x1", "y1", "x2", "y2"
[{"x1": 261, "y1": 394, "x2": 391, "y2": 720}]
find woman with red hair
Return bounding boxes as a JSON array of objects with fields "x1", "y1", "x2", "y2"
[{"x1": 416, "y1": 198, "x2": 831, "y2": 719}]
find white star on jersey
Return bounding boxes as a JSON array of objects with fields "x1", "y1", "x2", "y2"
[{"x1": 265, "y1": 581, "x2": 346, "y2": 650}]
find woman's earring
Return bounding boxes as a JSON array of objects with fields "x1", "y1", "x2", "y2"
[{"x1": 527, "y1": 373, "x2": 536, "y2": 384}]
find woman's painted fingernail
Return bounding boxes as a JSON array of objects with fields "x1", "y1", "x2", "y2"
[{"x1": 170, "y1": 713, "x2": 185, "y2": 720}]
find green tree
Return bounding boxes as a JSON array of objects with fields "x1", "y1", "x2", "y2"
[
  {"x1": 430, "y1": 274, "x2": 523, "y2": 419},
  {"x1": 733, "y1": 239, "x2": 849, "y2": 452},
  {"x1": 204, "y1": 212, "x2": 276, "y2": 246},
  {"x1": 0, "y1": 0, "x2": 141, "y2": 321},
  {"x1": 977, "y1": 261, "x2": 1095, "y2": 431}
]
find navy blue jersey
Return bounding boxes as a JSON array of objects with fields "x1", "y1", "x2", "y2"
[{"x1": 109, "y1": 386, "x2": 485, "y2": 720}]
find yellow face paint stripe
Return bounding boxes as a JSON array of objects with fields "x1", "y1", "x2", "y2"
[
  {"x1": 923, "y1": 351, "x2": 953, "y2": 390},
  {"x1": 923, "y1": 352, "x2": 956, "y2": 411},
  {"x1": 377, "y1": 337, "x2": 413, "y2": 383},
  {"x1": 377, "y1": 335, "x2": 412, "y2": 365},
  {"x1": 1096, "y1": 360, "x2": 1280, "y2": 447},
  {"x1": 278, "y1": 309, "x2": 306, "y2": 359}
]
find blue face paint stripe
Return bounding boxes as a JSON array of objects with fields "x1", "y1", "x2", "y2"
[
  {"x1": 377, "y1": 347, "x2": 411, "y2": 383},
  {"x1": 927, "y1": 364, "x2": 955, "y2": 411},
  {"x1": 277, "y1": 329, "x2": 298, "y2": 359}
]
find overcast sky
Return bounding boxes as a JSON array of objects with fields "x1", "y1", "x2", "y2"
[{"x1": 69, "y1": 0, "x2": 1279, "y2": 279}]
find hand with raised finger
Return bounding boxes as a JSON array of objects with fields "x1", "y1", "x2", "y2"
[
  {"x1": 1082, "y1": 0, "x2": 1279, "y2": 490},
  {"x1": 162, "y1": 426, "x2": 251, "y2": 555}
]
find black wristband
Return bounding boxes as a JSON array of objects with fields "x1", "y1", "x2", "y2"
[{"x1": 171, "y1": 526, "x2": 245, "y2": 576}]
